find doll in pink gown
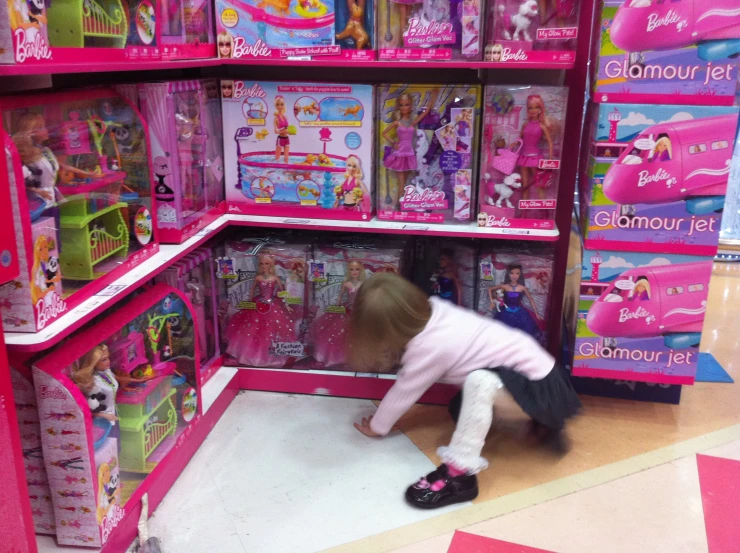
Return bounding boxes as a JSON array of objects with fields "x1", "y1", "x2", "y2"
[
  {"x1": 310, "y1": 260, "x2": 365, "y2": 368},
  {"x1": 518, "y1": 95, "x2": 553, "y2": 200},
  {"x1": 226, "y1": 254, "x2": 298, "y2": 367}
]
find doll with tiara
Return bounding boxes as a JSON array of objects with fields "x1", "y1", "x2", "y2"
[
  {"x1": 518, "y1": 94, "x2": 555, "y2": 200},
  {"x1": 309, "y1": 260, "x2": 365, "y2": 368},
  {"x1": 488, "y1": 263, "x2": 541, "y2": 340},
  {"x1": 225, "y1": 254, "x2": 299, "y2": 367}
]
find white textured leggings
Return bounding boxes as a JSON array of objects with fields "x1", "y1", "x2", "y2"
[{"x1": 437, "y1": 370, "x2": 503, "y2": 474}]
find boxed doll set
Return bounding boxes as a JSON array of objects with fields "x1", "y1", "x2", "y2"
[
  {"x1": 476, "y1": 243, "x2": 553, "y2": 346},
  {"x1": 160, "y1": 0, "x2": 216, "y2": 59},
  {"x1": 478, "y1": 85, "x2": 568, "y2": 232},
  {"x1": 222, "y1": 81, "x2": 375, "y2": 221},
  {"x1": 139, "y1": 79, "x2": 224, "y2": 243},
  {"x1": 574, "y1": 248, "x2": 712, "y2": 385},
  {"x1": 218, "y1": 235, "x2": 312, "y2": 368},
  {"x1": 377, "y1": 0, "x2": 482, "y2": 61},
  {"x1": 214, "y1": 0, "x2": 375, "y2": 61},
  {"x1": 411, "y1": 237, "x2": 477, "y2": 309},
  {"x1": 32, "y1": 284, "x2": 202, "y2": 548},
  {"x1": 377, "y1": 83, "x2": 481, "y2": 224},
  {"x1": 593, "y1": 0, "x2": 739, "y2": 105},
  {"x1": 0, "y1": 88, "x2": 158, "y2": 333},
  {"x1": 483, "y1": 0, "x2": 580, "y2": 64},
  {"x1": 579, "y1": 102, "x2": 740, "y2": 255}
]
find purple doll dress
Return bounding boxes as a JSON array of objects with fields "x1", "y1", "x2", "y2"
[{"x1": 384, "y1": 124, "x2": 418, "y2": 172}]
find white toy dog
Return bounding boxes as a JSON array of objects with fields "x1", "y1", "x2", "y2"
[
  {"x1": 499, "y1": 0, "x2": 539, "y2": 42},
  {"x1": 485, "y1": 172, "x2": 522, "y2": 208}
]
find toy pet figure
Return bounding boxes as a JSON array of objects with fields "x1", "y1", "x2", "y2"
[
  {"x1": 335, "y1": 0, "x2": 370, "y2": 48},
  {"x1": 499, "y1": 0, "x2": 538, "y2": 41}
]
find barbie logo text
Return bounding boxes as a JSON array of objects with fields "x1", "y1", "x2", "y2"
[
  {"x1": 637, "y1": 168, "x2": 675, "y2": 188},
  {"x1": 36, "y1": 292, "x2": 67, "y2": 330},
  {"x1": 14, "y1": 30, "x2": 52, "y2": 63},
  {"x1": 233, "y1": 82, "x2": 267, "y2": 100},
  {"x1": 484, "y1": 214, "x2": 511, "y2": 227},
  {"x1": 618, "y1": 306, "x2": 655, "y2": 324},
  {"x1": 232, "y1": 37, "x2": 271, "y2": 59},
  {"x1": 101, "y1": 505, "x2": 125, "y2": 544},
  {"x1": 399, "y1": 187, "x2": 447, "y2": 210},
  {"x1": 404, "y1": 19, "x2": 455, "y2": 46},
  {"x1": 38, "y1": 386, "x2": 66, "y2": 400},
  {"x1": 646, "y1": 10, "x2": 687, "y2": 32},
  {"x1": 500, "y1": 48, "x2": 529, "y2": 62}
]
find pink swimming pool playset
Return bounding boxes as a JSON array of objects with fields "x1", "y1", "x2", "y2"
[
  {"x1": 579, "y1": 102, "x2": 740, "y2": 255},
  {"x1": 222, "y1": 82, "x2": 374, "y2": 221}
]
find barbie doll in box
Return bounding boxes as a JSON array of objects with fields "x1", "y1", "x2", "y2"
[
  {"x1": 14, "y1": 113, "x2": 62, "y2": 209},
  {"x1": 431, "y1": 249, "x2": 462, "y2": 306},
  {"x1": 487, "y1": 263, "x2": 541, "y2": 338},
  {"x1": 310, "y1": 260, "x2": 366, "y2": 367},
  {"x1": 69, "y1": 345, "x2": 119, "y2": 423},
  {"x1": 225, "y1": 254, "x2": 299, "y2": 367},
  {"x1": 518, "y1": 95, "x2": 554, "y2": 200},
  {"x1": 335, "y1": 154, "x2": 371, "y2": 211}
]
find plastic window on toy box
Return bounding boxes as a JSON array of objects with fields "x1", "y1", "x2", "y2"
[
  {"x1": 483, "y1": 0, "x2": 579, "y2": 62},
  {"x1": 476, "y1": 244, "x2": 554, "y2": 346},
  {"x1": 477, "y1": 85, "x2": 567, "y2": 231},
  {"x1": 377, "y1": 84, "x2": 482, "y2": 224},
  {"x1": 218, "y1": 236, "x2": 311, "y2": 369},
  {"x1": 160, "y1": 0, "x2": 216, "y2": 59},
  {"x1": 31, "y1": 284, "x2": 200, "y2": 548},
  {"x1": 378, "y1": 0, "x2": 483, "y2": 60},
  {"x1": 411, "y1": 237, "x2": 478, "y2": 309},
  {"x1": 0, "y1": 89, "x2": 157, "y2": 334}
]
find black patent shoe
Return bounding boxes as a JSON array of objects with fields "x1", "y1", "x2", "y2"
[{"x1": 405, "y1": 469, "x2": 479, "y2": 509}]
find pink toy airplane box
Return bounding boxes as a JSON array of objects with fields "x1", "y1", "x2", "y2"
[
  {"x1": 222, "y1": 81, "x2": 375, "y2": 221},
  {"x1": 214, "y1": 0, "x2": 376, "y2": 61},
  {"x1": 0, "y1": 89, "x2": 158, "y2": 334},
  {"x1": 575, "y1": 248, "x2": 712, "y2": 385},
  {"x1": 593, "y1": 0, "x2": 739, "y2": 106},
  {"x1": 139, "y1": 80, "x2": 224, "y2": 243},
  {"x1": 579, "y1": 102, "x2": 740, "y2": 255},
  {"x1": 477, "y1": 85, "x2": 568, "y2": 232},
  {"x1": 483, "y1": 0, "x2": 580, "y2": 64},
  {"x1": 32, "y1": 284, "x2": 202, "y2": 548}
]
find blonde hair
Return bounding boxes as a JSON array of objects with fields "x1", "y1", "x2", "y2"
[
  {"x1": 70, "y1": 345, "x2": 109, "y2": 395},
  {"x1": 391, "y1": 92, "x2": 413, "y2": 122},
  {"x1": 217, "y1": 31, "x2": 233, "y2": 58},
  {"x1": 257, "y1": 254, "x2": 276, "y2": 275},
  {"x1": 349, "y1": 273, "x2": 431, "y2": 370},
  {"x1": 654, "y1": 137, "x2": 672, "y2": 159},
  {"x1": 344, "y1": 260, "x2": 366, "y2": 283},
  {"x1": 31, "y1": 235, "x2": 53, "y2": 305},
  {"x1": 14, "y1": 113, "x2": 45, "y2": 165},
  {"x1": 631, "y1": 278, "x2": 651, "y2": 300}
]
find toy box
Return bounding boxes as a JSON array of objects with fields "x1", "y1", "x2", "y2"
[
  {"x1": 214, "y1": 0, "x2": 375, "y2": 61},
  {"x1": 720, "y1": 118, "x2": 740, "y2": 241},
  {"x1": 377, "y1": 83, "x2": 481, "y2": 224},
  {"x1": 593, "y1": 0, "x2": 739, "y2": 105},
  {"x1": 477, "y1": 85, "x2": 567, "y2": 232},
  {"x1": 222, "y1": 81, "x2": 374, "y2": 221},
  {"x1": 574, "y1": 248, "x2": 712, "y2": 385},
  {"x1": 476, "y1": 243, "x2": 553, "y2": 345},
  {"x1": 161, "y1": 0, "x2": 216, "y2": 59},
  {"x1": 218, "y1": 235, "x2": 311, "y2": 368},
  {"x1": 483, "y1": 0, "x2": 579, "y2": 64},
  {"x1": 411, "y1": 237, "x2": 477, "y2": 309},
  {"x1": 32, "y1": 284, "x2": 201, "y2": 548},
  {"x1": 579, "y1": 102, "x2": 740, "y2": 255},
  {"x1": 308, "y1": 237, "x2": 409, "y2": 370},
  {"x1": 377, "y1": 0, "x2": 482, "y2": 60},
  {"x1": 0, "y1": 0, "x2": 160, "y2": 65},
  {"x1": 0, "y1": 89, "x2": 157, "y2": 333},
  {"x1": 139, "y1": 80, "x2": 224, "y2": 243}
]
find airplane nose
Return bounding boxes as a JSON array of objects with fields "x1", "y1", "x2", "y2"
[
  {"x1": 601, "y1": 166, "x2": 633, "y2": 205},
  {"x1": 585, "y1": 302, "x2": 610, "y2": 337}
]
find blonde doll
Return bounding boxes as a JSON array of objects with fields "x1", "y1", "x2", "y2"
[
  {"x1": 274, "y1": 96, "x2": 291, "y2": 164},
  {"x1": 30, "y1": 234, "x2": 61, "y2": 306},
  {"x1": 70, "y1": 345, "x2": 118, "y2": 423},
  {"x1": 217, "y1": 31, "x2": 233, "y2": 58},
  {"x1": 335, "y1": 154, "x2": 370, "y2": 210},
  {"x1": 518, "y1": 95, "x2": 555, "y2": 200},
  {"x1": 14, "y1": 113, "x2": 61, "y2": 208}
]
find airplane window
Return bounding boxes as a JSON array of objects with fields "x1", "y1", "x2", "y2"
[
  {"x1": 628, "y1": 0, "x2": 651, "y2": 6},
  {"x1": 667, "y1": 287, "x2": 684, "y2": 295},
  {"x1": 711, "y1": 141, "x2": 729, "y2": 151},
  {"x1": 650, "y1": 136, "x2": 672, "y2": 162},
  {"x1": 621, "y1": 147, "x2": 644, "y2": 165},
  {"x1": 689, "y1": 144, "x2": 707, "y2": 155},
  {"x1": 688, "y1": 284, "x2": 704, "y2": 292}
]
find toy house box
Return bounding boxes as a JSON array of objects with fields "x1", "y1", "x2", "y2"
[
  {"x1": 32, "y1": 284, "x2": 202, "y2": 548},
  {"x1": 0, "y1": 89, "x2": 158, "y2": 333},
  {"x1": 214, "y1": 0, "x2": 375, "y2": 60},
  {"x1": 593, "y1": 0, "x2": 739, "y2": 105},
  {"x1": 222, "y1": 81, "x2": 374, "y2": 221},
  {"x1": 579, "y1": 102, "x2": 740, "y2": 255},
  {"x1": 574, "y1": 248, "x2": 712, "y2": 385}
]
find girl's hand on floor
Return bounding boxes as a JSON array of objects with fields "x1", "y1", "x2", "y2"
[{"x1": 354, "y1": 416, "x2": 380, "y2": 437}]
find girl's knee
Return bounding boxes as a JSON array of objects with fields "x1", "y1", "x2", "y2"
[{"x1": 463, "y1": 370, "x2": 503, "y2": 393}]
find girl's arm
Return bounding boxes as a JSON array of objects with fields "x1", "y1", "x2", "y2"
[
  {"x1": 381, "y1": 121, "x2": 399, "y2": 146},
  {"x1": 413, "y1": 88, "x2": 441, "y2": 126},
  {"x1": 542, "y1": 123, "x2": 553, "y2": 160}
]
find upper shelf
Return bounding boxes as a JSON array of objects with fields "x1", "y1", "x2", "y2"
[
  {"x1": 4, "y1": 212, "x2": 559, "y2": 351},
  {"x1": 0, "y1": 57, "x2": 574, "y2": 77}
]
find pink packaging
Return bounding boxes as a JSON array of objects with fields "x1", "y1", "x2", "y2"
[
  {"x1": 411, "y1": 237, "x2": 477, "y2": 309},
  {"x1": 219, "y1": 236, "x2": 311, "y2": 368},
  {"x1": 378, "y1": 0, "x2": 483, "y2": 61},
  {"x1": 477, "y1": 85, "x2": 568, "y2": 232},
  {"x1": 161, "y1": 0, "x2": 216, "y2": 59},
  {"x1": 32, "y1": 284, "x2": 202, "y2": 548},
  {"x1": 0, "y1": 89, "x2": 158, "y2": 334},
  {"x1": 139, "y1": 80, "x2": 224, "y2": 243},
  {"x1": 307, "y1": 238, "x2": 409, "y2": 370},
  {"x1": 484, "y1": 0, "x2": 579, "y2": 64},
  {"x1": 476, "y1": 243, "x2": 554, "y2": 346}
]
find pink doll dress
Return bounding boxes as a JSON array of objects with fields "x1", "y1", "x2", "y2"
[
  {"x1": 309, "y1": 285, "x2": 359, "y2": 368},
  {"x1": 517, "y1": 120, "x2": 543, "y2": 168},
  {"x1": 225, "y1": 279, "x2": 298, "y2": 367},
  {"x1": 384, "y1": 124, "x2": 418, "y2": 172}
]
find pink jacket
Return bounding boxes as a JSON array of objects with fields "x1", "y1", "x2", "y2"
[{"x1": 370, "y1": 297, "x2": 555, "y2": 436}]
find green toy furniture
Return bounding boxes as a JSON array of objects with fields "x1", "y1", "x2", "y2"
[{"x1": 47, "y1": 0, "x2": 129, "y2": 48}]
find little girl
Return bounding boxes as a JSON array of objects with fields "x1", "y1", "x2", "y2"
[{"x1": 351, "y1": 273, "x2": 580, "y2": 509}]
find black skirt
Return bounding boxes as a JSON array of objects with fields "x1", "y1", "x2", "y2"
[{"x1": 448, "y1": 363, "x2": 582, "y2": 431}]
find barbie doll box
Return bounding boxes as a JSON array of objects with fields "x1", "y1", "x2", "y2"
[
  {"x1": 575, "y1": 248, "x2": 712, "y2": 385},
  {"x1": 377, "y1": 83, "x2": 481, "y2": 224},
  {"x1": 483, "y1": 0, "x2": 580, "y2": 64},
  {"x1": 477, "y1": 85, "x2": 568, "y2": 232},
  {"x1": 593, "y1": 0, "x2": 739, "y2": 106},
  {"x1": 411, "y1": 237, "x2": 477, "y2": 309},
  {"x1": 214, "y1": 0, "x2": 375, "y2": 61},
  {"x1": 222, "y1": 81, "x2": 375, "y2": 221},
  {"x1": 0, "y1": 89, "x2": 158, "y2": 334},
  {"x1": 579, "y1": 102, "x2": 740, "y2": 255}
]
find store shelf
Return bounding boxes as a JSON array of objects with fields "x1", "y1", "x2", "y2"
[
  {"x1": 0, "y1": 58, "x2": 222, "y2": 77},
  {"x1": 202, "y1": 366, "x2": 239, "y2": 414}
]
